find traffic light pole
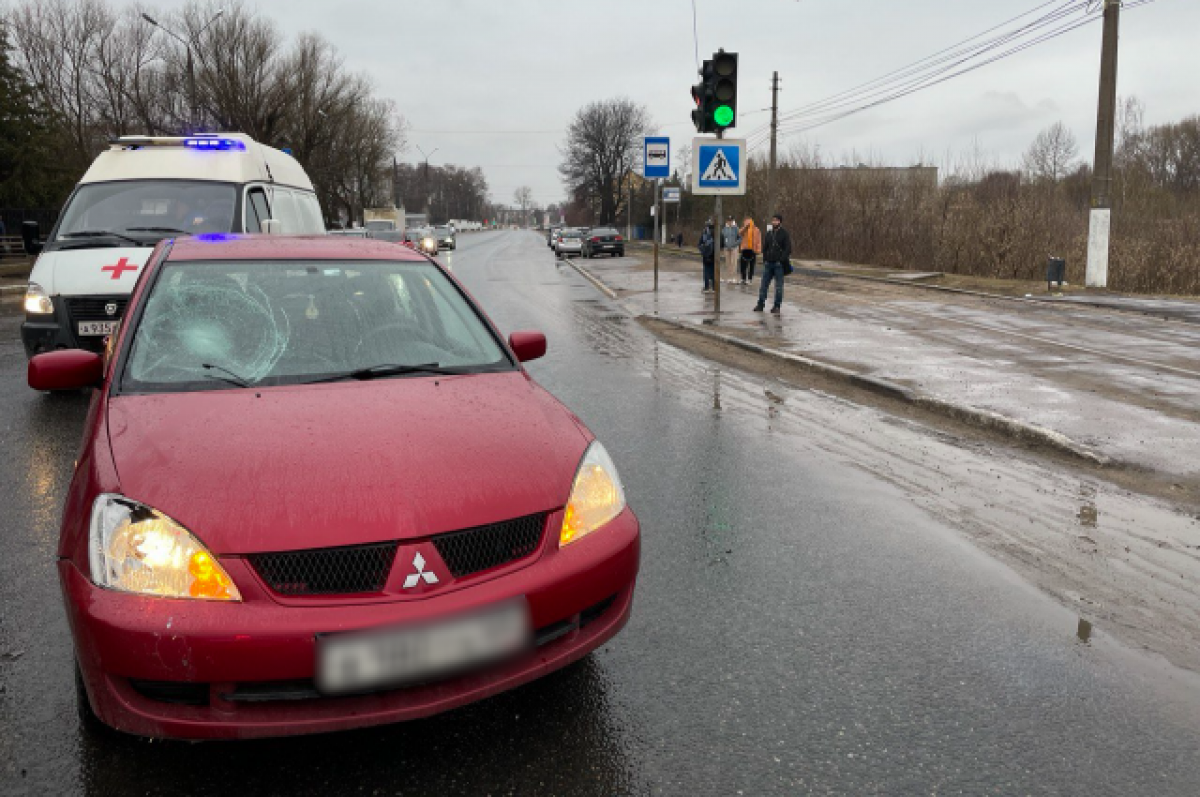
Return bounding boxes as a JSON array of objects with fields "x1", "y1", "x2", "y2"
[{"x1": 714, "y1": 128, "x2": 724, "y2": 314}]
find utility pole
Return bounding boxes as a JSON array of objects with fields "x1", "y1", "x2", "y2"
[
  {"x1": 767, "y1": 71, "x2": 780, "y2": 215},
  {"x1": 1086, "y1": 0, "x2": 1121, "y2": 289}
]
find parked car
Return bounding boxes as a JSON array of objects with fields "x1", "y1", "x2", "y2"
[
  {"x1": 546, "y1": 225, "x2": 562, "y2": 248},
  {"x1": 582, "y1": 227, "x2": 624, "y2": 258},
  {"x1": 20, "y1": 133, "x2": 323, "y2": 363},
  {"x1": 31, "y1": 234, "x2": 641, "y2": 741},
  {"x1": 554, "y1": 227, "x2": 585, "y2": 258}
]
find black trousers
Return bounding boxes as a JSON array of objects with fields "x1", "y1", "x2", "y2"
[{"x1": 739, "y1": 250, "x2": 757, "y2": 282}]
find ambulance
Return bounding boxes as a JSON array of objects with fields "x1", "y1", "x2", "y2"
[{"x1": 21, "y1": 133, "x2": 323, "y2": 360}]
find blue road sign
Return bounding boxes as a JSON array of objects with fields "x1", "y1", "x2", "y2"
[
  {"x1": 692, "y1": 138, "x2": 746, "y2": 195},
  {"x1": 644, "y1": 137, "x2": 671, "y2": 179}
]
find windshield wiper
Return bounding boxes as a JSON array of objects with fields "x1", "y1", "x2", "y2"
[
  {"x1": 60, "y1": 230, "x2": 147, "y2": 246},
  {"x1": 304, "y1": 363, "x2": 460, "y2": 384},
  {"x1": 123, "y1": 226, "x2": 191, "y2": 235},
  {"x1": 201, "y1": 363, "x2": 252, "y2": 388}
]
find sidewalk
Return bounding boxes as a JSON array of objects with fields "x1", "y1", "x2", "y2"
[{"x1": 570, "y1": 248, "x2": 1200, "y2": 497}]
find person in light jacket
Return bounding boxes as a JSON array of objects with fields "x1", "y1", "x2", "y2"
[
  {"x1": 720, "y1": 217, "x2": 740, "y2": 283},
  {"x1": 755, "y1": 214, "x2": 792, "y2": 314}
]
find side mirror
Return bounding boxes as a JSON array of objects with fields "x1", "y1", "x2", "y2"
[
  {"x1": 22, "y1": 220, "x2": 43, "y2": 256},
  {"x1": 508, "y1": 331, "x2": 546, "y2": 363},
  {"x1": 28, "y1": 349, "x2": 104, "y2": 391},
  {"x1": 262, "y1": 219, "x2": 281, "y2": 235}
]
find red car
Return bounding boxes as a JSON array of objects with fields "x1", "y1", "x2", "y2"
[{"x1": 31, "y1": 235, "x2": 639, "y2": 740}]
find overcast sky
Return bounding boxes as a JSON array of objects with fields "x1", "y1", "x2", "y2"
[{"x1": 213, "y1": 0, "x2": 1195, "y2": 207}]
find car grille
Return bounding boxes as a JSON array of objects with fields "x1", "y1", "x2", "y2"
[
  {"x1": 250, "y1": 541, "x2": 399, "y2": 596},
  {"x1": 64, "y1": 296, "x2": 128, "y2": 352},
  {"x1": 65, "y1": 296, "x2": 128, "y2": 322},
  {"x1": 431, "y1": 513, "x2": 546, "y2": 579}
]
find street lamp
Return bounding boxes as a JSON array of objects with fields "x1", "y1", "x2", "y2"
[
  {"x1": 416, "y1": 145, "x2": 439, "y2": 218},
  {"x1": 142, "y1": 8, "x2": 225, "y2": 132}
]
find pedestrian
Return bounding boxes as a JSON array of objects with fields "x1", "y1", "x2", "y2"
[
  {"x1": 721, "y1": 217, "x2": 740, "y2": 283},
  {"x1": 698, "y1": 219, "x2": 716, "y2": 294},
  {"x1": 676, "y1": 231, "x2": 684, "y2": 248},
  {"x1": 739, "y1": 215, "x2": 760, "y2": 285},
  {"x1": 754, "y1": 213, "x2": 792, "y2": 314}
]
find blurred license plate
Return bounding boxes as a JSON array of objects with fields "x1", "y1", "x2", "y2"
[
  {"x1": 78, "y1": 321, "x2": 118, "y2": 336},
  {"x1": 316, "y1": 600, "x2": 530, "y2": 695}
]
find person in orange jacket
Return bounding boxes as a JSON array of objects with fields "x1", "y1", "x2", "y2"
[{"x1": 738, "y1": 216, "x2": 762, "y2": 285}]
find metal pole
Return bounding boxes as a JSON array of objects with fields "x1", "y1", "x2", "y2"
[
  {"x1": 767, "y1": 71, "x2": 780, "y2": 216},
  {"x1": 653, "y1": 180, "x2": 660, "y2": 292},
  {"x1": 1086, "y1": 0, "x2": 1121, "y2": 288},
  {"x1": 714, "y1": 128, "x2": 724, "y2": 315},
  {"x1": 627, "y1": 176, "x2": 633, "y2": 241}
]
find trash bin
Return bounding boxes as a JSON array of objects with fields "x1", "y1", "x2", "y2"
[{"x1": 1046, "y1": 256, "x2": 1066, "y2": 291}]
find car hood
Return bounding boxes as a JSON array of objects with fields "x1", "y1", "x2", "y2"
[
  {"x1": 30, "y1": 246, "x2": 151, "y2": 296},
  {"x1": 105, "y1": 372, "x2": 589, "y2": 554}
]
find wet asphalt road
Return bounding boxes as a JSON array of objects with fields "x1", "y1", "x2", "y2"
[{"x1": 2, "y1": 230, "x2": 1199, "y2": 796}]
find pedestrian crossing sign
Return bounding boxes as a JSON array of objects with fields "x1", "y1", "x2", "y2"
[{"x1": 692, "y1": 138, "x2": 746, "y2": 195}]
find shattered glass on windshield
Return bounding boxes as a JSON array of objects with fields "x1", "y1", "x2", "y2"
[{"x1": 122, "y1": 260, "x2": 509, "y2": 391}]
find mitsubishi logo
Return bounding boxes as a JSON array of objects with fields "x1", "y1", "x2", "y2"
[
  {"x1": 402, "y1": 552, "x2": 439, "y2": 589},
  {"x1": 104, "y1": 302, "x2": 118, "y2": 316}
]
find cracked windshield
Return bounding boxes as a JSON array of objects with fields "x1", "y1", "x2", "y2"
[{"x1": 1, "y1": 1, "x2": 1198, "y2": 795}]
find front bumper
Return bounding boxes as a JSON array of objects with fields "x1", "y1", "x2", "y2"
[
  {"x1": 22, "y1": 295, "x2": 124, "y2": 359},
  {"x1": 63, "y1": 509, "x2": 640, "y2": 740}
]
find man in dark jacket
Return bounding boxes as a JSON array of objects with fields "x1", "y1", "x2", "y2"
[
  {"x1": 754, "y1": 213, "x2": 792, "y2": 314},
  {"x1": 698, "y1": 219, "x2": 716, "y2": 294}
]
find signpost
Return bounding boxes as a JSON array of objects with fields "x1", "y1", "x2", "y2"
[
  {"x1": 645, "y1": 137, "x2": 671, "y2": 291},
  {"x1": 662, "y1": 187, "x2": 681, "y2": 203},
  {"x1": 692, "y1": 138, "x2": 746, "y2": 196},
  {"x1": 643, "y1": 137, "x2": 671, "y2": 179}
]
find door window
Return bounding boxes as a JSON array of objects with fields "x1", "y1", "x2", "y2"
[{"x1": 244, "y1": 187, "x2": 271, "y2": 233}]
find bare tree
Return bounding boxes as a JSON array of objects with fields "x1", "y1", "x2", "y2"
[
  {"x1": 513, "y1": 185, "x2": 533, "y2": 227},
  {"x1": 559, "y1": 97, "x2": 652, "y2": 224},
  {"x1": 1022, "y1": 122, "x2": 1079, "y2": 182}
]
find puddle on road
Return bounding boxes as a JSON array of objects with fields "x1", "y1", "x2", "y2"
[{"x1": 610, "y1": 318, "x2": 1200, "y2": 672}]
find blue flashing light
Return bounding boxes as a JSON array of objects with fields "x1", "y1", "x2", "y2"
[
  {"x1": 280, "y1": 147, "x2": 293, "y2": 155},
  {"x1": 183, "y1": 137, "x2": 246, "y2": 152},
  {"x1": 194, "y1": 233, "x2": 240, "y2": 243}
]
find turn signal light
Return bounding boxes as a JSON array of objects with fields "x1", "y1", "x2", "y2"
[{"x1": 188, "y1": 551, "x2": 237, "y2": 599}]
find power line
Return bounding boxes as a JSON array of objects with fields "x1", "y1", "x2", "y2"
[{"x1": 744, "y1": 0, "x2": 1161, "y2": 153}]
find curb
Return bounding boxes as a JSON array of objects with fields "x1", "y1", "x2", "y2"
[
  {"x1": 563, "y1": 253, "x2": 1112, "y2": 467},
  {"x1": 562, "y1": 257, "x2": 618, "y2": 300},
  {"x1": 649, "y1": 316, "x2": 1111, "y2": 467},
  {"x1": 627, "y1": 242, "x2": 1196, "y2": 325}
]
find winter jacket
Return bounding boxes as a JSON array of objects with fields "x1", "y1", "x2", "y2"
[
  {"x1": 720, "y1": 225, "x2": 740, "y2": 250},
  {"x1": 698, "y1": 227, "x2": 715, "y2": 260},
  {"x1": 740, "y1": 221, "x2": 761, "y2": 253},
  {"x1": 763, "y1": 225, "x2": 792, "y2": 265}
]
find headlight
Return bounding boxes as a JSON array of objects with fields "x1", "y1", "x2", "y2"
[
  {"x1": 560, "y1": 442, "x2": 626, "y2": 547},
  {"x1": 89, "y1": 495, "x2": 241, "y2": 601},
  {"x1": 24, "y1": 282, "x2": 53, "y2": 315}
]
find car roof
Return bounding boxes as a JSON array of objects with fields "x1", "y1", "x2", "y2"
[{"x1": 167, "y1": 234, "x2": 429, "y2": 262}]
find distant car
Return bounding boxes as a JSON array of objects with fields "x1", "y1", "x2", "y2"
[
  {"x1": 31, "y1": 234, "x2": 640, "y2": 740},
  {"x1": 582, "y1": 228, "x2": 624, "y2": 258},
  {"x1": 433, "y1": 226, "x2": 456, "y2": 251},
  {"x1": 405, "y1": 229, "x2": 439, "y2": 256},
  {"x1": 546, "y1": 226, "x2": 562, "y2": 248},
  {"x1": 554, "y1": 228, "x2": 585, "y2": 258}
]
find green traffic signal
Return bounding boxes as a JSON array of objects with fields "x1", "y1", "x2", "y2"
[{"x1": 714, "y1": 105, "x2": 734, "y2": 128}]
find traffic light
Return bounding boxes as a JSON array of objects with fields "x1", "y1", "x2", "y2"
[{"x1": 690, "y1": 50, "x2": 738, "y2": 134}]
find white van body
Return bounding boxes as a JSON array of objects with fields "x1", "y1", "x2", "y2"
[{"x1": 22, "y1": 133, "x2": 323, "y2": 358}]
